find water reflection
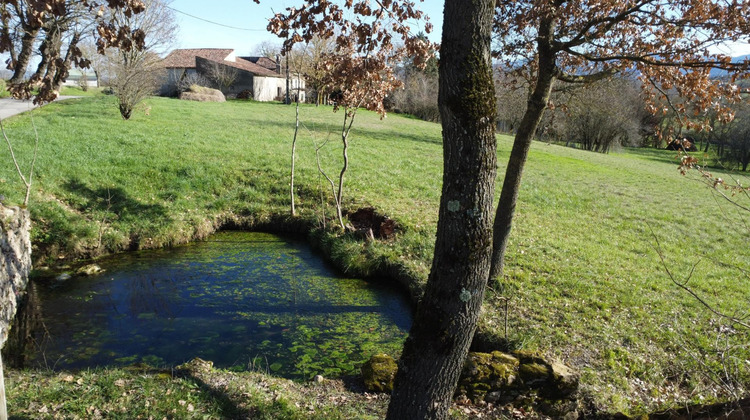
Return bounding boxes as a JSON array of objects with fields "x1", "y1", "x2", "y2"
[
  {"x1": 4, "y1": 232, "x2": 412, "y2": 379},
  {"x1": 3, "y1": 282, "x2": 43, "y2": 368}
]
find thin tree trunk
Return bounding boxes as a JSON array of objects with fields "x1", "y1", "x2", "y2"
[
  {"x1": 487, "y1": 16, "x2": 558, "y2": 282},
  {"x1": 0, "y1": 351, "x2": 7, "y2": 420},
  {"x1": 9, "y1": 28, "x2": 40, "y2": 84},
  {"x1": 285, "y1": 50, "x2": 291, "y2": 104},
  {"x1": 335, "y1": 111, "x2": 355, "y2": 230},
  {"x1": 52, "y1": 32, "x2": 80, "y2": 92},
  {"x1": 290, "y1": 99, "x2": 300, "y2": 216},
  {"x1": 386, "y1": 1, "x2": 497, "y2": 418}
]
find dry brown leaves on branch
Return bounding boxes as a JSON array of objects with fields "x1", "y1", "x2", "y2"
[
  {"x1": 0, "y1": 0, "x2": 147, "y2": 103},
  {"x1": 262, "y1": 0, "x2": 436, "y2": 117},
  {"x1": 678, "y1": 152, "x2": 750, "y2": 207},
  {"x1": 493, "y1": 0, "x2": 750, "y2": 139}
]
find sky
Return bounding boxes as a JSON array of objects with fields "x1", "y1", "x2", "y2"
[
  {"x1": 169, "y1": 1, "x2": 750, "y2": 58},
  {"x1": 169, "y1": 0, "x2": 444, "y2": 56}
]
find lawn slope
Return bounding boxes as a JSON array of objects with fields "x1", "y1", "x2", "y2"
[{"x1": 1, "y1": 95, "x2": 748, "y2": 415}]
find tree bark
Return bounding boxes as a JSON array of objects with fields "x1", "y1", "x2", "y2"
[
  {"x1": 9, "y1": 28, "x2": 39, "y2": 84},
  {"x1": 0, "y1": 12, "x2": 17, "y2": 65},
  {"x1": 487, "y1": 15, "x2": 558, "y2": 282},
  {"x1": 33, "y1": 24, "x2": 61, "y2": 82},
  {"x1": 386, "y1": 1, "x2": 497, "y2": 418}
]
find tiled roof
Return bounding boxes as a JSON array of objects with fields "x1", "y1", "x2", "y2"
[
  {"x1": 162, "y1": 49, "x2": 233, "y2": 68},
  {"x1": 162, "y1": 49, "x2": 282, "y2": 78},
  {"x1": 241, "y1": 56, "x2": 279, "y2": 71},
  {"x1": 220, "y1": 57, "x2": 282, "y2": 78}
]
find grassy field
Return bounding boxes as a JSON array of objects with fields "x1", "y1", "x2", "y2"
[
  {"x1": 1, "y1": 95, "x2": 749, "y2": 416},
  {"x1": 58, "y1": 85, "x2": 108, "y2": 97}
]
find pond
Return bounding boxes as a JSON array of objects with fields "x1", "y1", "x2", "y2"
[{"x1": 3, "y1": 231, "x2": 412, "y2": 380}]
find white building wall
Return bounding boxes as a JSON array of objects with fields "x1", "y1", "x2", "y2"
[
  {"x1": 253, "y1": 75, "x2": 307, "y2": 102},
  {"x1": 62, "y1": 78, "x2": 97, "y2": 87},
  {"x1": 253, "y1": 77, "x2": 284, "y2": 101}
]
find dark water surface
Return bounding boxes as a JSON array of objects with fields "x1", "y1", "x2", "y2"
[{"x1": 6, "y1": 231, "x2": 412, "y2": 379}]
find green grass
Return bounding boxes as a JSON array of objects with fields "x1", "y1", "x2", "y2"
[
  {"x1": 58, "y1": 85, "x2": 107, "y2": 97},
  {"x1": 5, "y1": 363, "x2": 387, "y2": 419},
  {"x1": 1, "y1": 95, "x2": 749, "y2": 416},
  {"x1": 0, "y1": 80, "x2": 9, "y2": 98}
]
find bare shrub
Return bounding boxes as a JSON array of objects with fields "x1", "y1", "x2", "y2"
[
  {"x1": 389, "y1": 72, "x2": 439, "y2": 122},
  {"x1": 111, "y1": 53, "x2": 163, "y2": 119},
  {"x1": 176, "y1": 73, "x2": 211, "y2": 95},
  {"x1": 554, "y1": 77, "x2": 644, "y2": 153},
  {"x1": 77, "y1": 71, "x2": 90, "y2": 92},
  {"x1": 236, "y1": 89, "x2": 253, "y2": 100},
  {"x1": 201, "y1": 61, "x2": 238, "y2": 95}
]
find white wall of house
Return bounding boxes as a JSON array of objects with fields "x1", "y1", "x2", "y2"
[
  {"x1": 253, "y1": 76, "x2": 284, "y2": 101},
  {"x1": 62, "y1": 78, "x2": 97, "y2": 87},
  {"x1": 252, "y1": 75, "x2": 307, "y2": 102},
  {"x1": 290, "y1": 75, "x2": 306, "y2": 102},
  {"x1": 62, "y1": 70, "x2": 97, "y2": 87}
]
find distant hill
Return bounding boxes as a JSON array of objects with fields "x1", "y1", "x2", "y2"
[{"x1": 710, "y1": 54, "x2": 750, "y2": 78}]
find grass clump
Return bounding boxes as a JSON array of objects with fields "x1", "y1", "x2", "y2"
[
  {"x1": 0, "y1": 79, "x2": 9, "y2": 98},
  {"x1": 0, "y1": 95, "x2": 747, "y2": 415}
]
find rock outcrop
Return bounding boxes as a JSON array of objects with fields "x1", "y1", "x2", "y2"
[
  {"x1": 0, "y1": 204, "x2": 32, "y2": 348},
  {"x1": 457, "y1": 350, "x2": 580, "y2": 403},
  {"x1": 361, "y1": 350, "x2": 579, "y2": 407},
  {"x1": 179, "y1": 85, "x2": 226, "y2": 102},
  {"x1": 361, "y1": 353, "x2": 398, "y2": 393}
]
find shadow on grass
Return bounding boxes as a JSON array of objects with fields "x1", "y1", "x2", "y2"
[
  {"x1": 622, "y1": 147, "x2": 683, "y2": 166},
  {"x1": 62, "y1": 178, "x2": 170, "y2": 225},
  {"x1": 179, "y1": 372, "x2": 255, "y2": 419}
]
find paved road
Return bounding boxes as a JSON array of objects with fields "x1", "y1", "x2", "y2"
[{"x1": 0, "y1": 96, "x2": 81, "y2": 120}]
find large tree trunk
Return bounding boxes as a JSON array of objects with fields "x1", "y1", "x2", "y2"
[
  {"x1": 9, "y1": 28, "x2": 40, "y2": 84},
  {"x1": 33, "y1": 25, "x2": 60, "y2": 82},
  {"x1": 487, "y1": 16, "x2": 558, "y2": 282},
  {"x1": 385, "y1": 1, "x2": 497, "y2": 418}
]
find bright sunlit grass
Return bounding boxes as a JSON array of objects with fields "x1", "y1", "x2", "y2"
[{"x1": 1, "y1": 95, "x2": 748, "y2": 415}]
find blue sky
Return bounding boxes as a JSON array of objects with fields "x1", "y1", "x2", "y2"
[
  {"x1": 170, "y1": 0, "x2": 444, "y2": 55},
  {"x1": 170, "y1": 1, "x2": 750, "y2": 58}
]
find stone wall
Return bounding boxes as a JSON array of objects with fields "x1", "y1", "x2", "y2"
[{"x1": 0, "y1": 204, "x2": 32, "y2": 348}]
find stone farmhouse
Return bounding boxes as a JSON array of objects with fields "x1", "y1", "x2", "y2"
[{"x1": 160, "y1": 48, "x2": 305, "y2": 102}]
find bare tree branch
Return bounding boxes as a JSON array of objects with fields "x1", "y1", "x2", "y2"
[{"x1": 650, "y1": 228, "x2": 750, "y2": 330}]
